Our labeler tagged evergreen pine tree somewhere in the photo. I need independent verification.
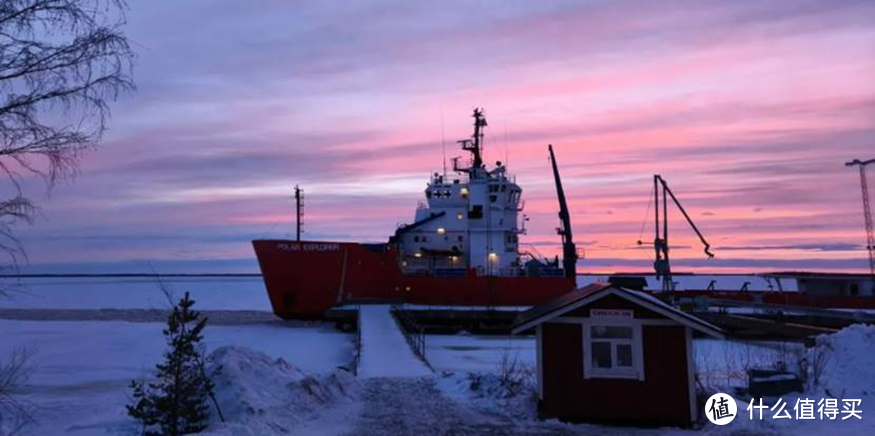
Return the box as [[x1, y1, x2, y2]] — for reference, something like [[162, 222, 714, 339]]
[[127, 292, 215, 435]]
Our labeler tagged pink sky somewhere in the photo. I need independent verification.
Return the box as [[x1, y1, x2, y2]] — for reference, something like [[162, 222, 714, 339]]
[[15, 0, 875, 273]]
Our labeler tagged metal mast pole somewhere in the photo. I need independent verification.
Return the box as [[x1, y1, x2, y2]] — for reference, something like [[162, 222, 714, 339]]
[[294, 185, 303, 242], [662, 178, 670, 291], [846, 158, 875, 275]]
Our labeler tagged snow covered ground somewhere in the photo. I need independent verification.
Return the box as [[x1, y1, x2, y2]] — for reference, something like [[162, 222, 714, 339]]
[[357, 305, 431, 378], [426, 334, 535, 374], [2, 315, 873, 435], [0, 319, 353, 435], [0, 276, 871, 436]]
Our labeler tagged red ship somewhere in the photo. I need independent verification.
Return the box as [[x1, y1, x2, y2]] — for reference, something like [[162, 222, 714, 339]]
[[253, 109, 578, 319]]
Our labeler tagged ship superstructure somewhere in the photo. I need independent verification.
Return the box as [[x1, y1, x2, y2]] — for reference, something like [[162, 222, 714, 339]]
[[393, 109, 550, 278], [253, 109, 577, 318]]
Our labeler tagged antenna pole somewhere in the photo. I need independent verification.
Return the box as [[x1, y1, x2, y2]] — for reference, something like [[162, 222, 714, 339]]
[[294, 185, 303, 242], [441, 110, 447, 179]]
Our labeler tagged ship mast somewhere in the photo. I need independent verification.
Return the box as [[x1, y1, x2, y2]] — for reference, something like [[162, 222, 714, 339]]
[[456, 108, 487, 175], [294, 185, 303, 241]]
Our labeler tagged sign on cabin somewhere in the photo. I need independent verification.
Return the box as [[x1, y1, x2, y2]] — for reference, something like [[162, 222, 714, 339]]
[[590, 309, 633, 318]]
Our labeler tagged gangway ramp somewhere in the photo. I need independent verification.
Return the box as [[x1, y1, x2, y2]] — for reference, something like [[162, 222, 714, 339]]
[[357, 304, 432, 378]]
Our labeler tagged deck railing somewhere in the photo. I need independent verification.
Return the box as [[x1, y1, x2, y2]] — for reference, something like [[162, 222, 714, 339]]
[[390, 305, 430, 368], [353, 304, 362, 375]]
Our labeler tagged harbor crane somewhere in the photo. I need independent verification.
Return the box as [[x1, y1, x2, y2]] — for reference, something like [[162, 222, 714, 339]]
[[637, 175, 714, 292], [845, 158, 875, 275]]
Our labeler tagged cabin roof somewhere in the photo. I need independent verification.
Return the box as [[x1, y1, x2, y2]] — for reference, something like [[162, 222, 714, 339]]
[[511, 282, 724, 338]]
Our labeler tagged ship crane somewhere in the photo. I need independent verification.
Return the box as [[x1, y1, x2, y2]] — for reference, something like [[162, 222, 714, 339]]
[[845, 158, 875, 275], [637, 175, 714, 292], [548, 144, 578, 279]]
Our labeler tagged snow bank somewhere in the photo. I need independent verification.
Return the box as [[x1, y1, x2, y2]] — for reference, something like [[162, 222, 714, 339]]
[[699, 325, 875, 436], [202, 346, 360, 435], [436, 372, 538, 420], [810, 323, 875, 397]]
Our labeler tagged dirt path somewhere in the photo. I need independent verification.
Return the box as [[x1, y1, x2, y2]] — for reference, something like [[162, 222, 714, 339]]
[[342, 377, 582, 436]]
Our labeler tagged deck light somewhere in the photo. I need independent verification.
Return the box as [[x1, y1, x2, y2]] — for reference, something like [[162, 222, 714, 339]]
[[437, 227, 445, 234]]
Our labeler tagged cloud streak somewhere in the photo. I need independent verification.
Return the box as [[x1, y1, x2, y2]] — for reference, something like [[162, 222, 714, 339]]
[[12, 0, 875, 274]]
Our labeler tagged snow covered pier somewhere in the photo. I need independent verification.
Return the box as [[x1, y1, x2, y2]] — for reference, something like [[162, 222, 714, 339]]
[[357, 304, 432, 378]]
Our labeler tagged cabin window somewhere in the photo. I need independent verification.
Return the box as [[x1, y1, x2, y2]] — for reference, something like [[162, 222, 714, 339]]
[[850, 283, 859, 296], [414, 236, 420, 243], [501, 184, 507, 192], [489, 194, 497, 203], [489, 184, 499, 193], [457, 235, 464, 242], [583, 322, 643, 380], [468, 205, 483, 219]]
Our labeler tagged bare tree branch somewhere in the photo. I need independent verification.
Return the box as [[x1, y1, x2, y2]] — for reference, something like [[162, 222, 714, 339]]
[[0, 346, 36, 435], [0, 0, 134, 286]]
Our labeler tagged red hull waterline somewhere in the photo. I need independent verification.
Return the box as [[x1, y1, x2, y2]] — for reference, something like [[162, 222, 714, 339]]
[[253, 239, 576, 319]]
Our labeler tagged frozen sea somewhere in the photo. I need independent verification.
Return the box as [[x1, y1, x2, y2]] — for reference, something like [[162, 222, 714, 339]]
[[0, 273, 795, 311], [0, 275, 271, 310]]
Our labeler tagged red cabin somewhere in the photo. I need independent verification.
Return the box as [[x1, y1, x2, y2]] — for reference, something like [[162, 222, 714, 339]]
[[512, 282, 724, 427]]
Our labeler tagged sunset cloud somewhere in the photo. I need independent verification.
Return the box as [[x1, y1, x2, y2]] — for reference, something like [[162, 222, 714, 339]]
[[15, 0, 875, 273]]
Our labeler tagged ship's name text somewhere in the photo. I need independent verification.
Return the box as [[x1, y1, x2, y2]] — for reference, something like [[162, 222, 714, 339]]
[[277, 243, 340, 252]]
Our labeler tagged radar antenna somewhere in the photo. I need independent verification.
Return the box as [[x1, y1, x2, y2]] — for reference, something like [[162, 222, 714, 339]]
[[457, 108, 487, 172]]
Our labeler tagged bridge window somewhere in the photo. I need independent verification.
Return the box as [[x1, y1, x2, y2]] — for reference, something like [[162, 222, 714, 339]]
[[468, 205, 483, 219]]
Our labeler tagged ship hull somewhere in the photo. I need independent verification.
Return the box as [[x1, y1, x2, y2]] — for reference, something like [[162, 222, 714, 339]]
[[253, 239, 576, 318]]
